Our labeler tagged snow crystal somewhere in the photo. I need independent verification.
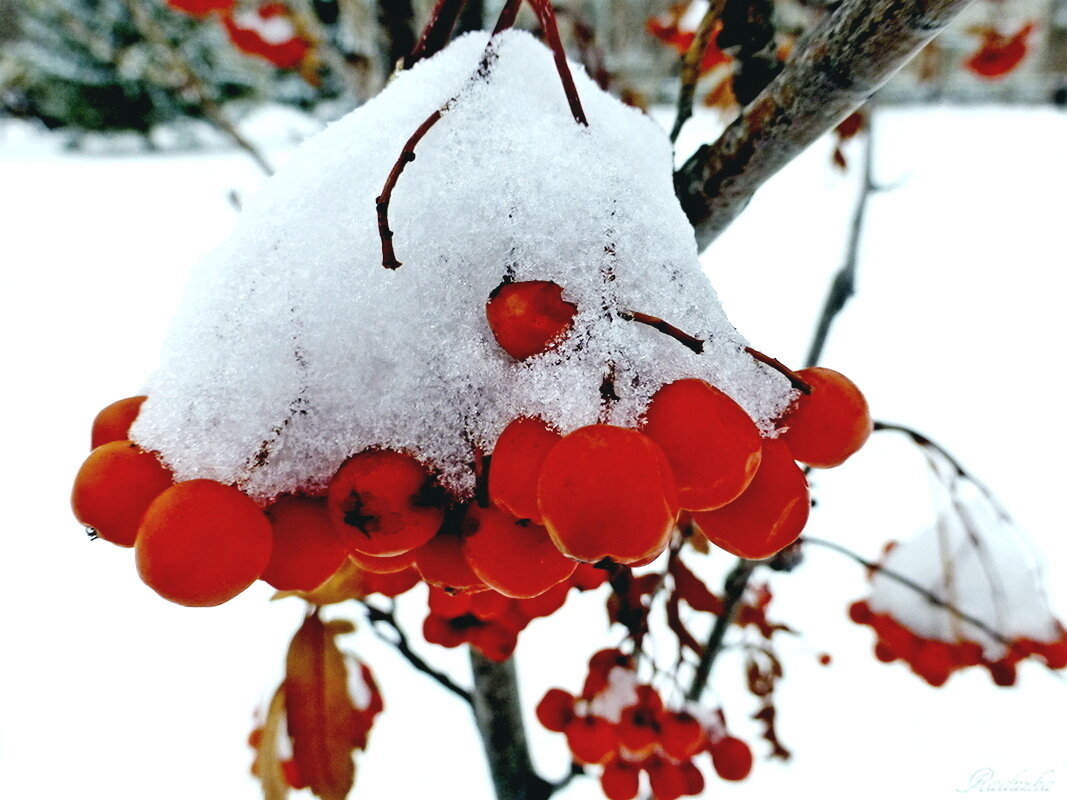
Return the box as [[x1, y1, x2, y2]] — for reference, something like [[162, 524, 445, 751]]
[[868, 480, 1061, 657], [131, 30, 796, 501]]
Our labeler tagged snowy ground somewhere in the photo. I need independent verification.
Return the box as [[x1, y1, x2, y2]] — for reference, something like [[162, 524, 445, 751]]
[[1, 102, 1066, 800]]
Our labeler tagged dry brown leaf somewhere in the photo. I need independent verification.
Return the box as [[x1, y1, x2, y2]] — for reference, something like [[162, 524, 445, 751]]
[[285, 612, 362, 800], [253, 686, 291, 800]]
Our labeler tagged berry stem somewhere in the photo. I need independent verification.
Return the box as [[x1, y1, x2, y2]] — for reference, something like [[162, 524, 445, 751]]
[[620, 310, 812, 394], [743, 346, 813, 394], [375, 109, 443, 269], [622, 310, 705, 354], [375, 0, 586, 268]]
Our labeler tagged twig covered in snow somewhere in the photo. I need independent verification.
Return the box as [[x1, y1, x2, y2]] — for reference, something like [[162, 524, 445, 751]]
[[800, 535, 1016, 648], [674, 0, 975, 249]]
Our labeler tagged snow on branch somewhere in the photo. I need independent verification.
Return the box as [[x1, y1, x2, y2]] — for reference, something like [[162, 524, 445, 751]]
[[674, 0, 975, 249]]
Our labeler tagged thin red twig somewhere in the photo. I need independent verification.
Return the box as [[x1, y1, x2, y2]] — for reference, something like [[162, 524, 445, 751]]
[[744, 347, 812, 394], [623, 310, 705, 354], [407, 0, 468, 68], [375, 109, 443, 270], [529, 0, 588, 125]]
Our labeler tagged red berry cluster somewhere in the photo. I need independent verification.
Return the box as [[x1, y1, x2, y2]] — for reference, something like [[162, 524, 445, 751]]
[[73, 281, 870, 608], [164, 0, 313, 71], [422, 564, 608, 661], [486, 280, 872, 564], [849, 599, 1067, 687], [536, 649, 753, 800]]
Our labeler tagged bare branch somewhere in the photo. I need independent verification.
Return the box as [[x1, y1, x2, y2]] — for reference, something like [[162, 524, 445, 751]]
[[674, 0, 975, 248], [670, 0, 729, 143], [686, 557, 757, 702], [805, 105, 876, 367], [358, 600, 473, 705]]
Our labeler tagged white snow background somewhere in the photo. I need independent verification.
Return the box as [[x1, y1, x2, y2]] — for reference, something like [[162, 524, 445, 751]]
[[1, 90, 1065, 800]]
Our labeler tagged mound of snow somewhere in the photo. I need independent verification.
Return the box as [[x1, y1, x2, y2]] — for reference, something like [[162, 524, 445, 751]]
[[132, 30, 795, 501]]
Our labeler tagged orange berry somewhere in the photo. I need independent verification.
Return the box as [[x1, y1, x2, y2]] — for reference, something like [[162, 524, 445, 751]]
[[136, 479, 272, 606], [90, 395, 148, 449], [71, 440, 174, 547], [779, 367, 872, 468], [691, 438, 809, 560], [642, 379, 762, 510], [489, 417, 562, 523], [327, 450, 444, 557], [537, 425, 679, 565], [485, 280, 577, 360], [414, 528, 485, 593], [261, 496, 348, 591], [462, 504, 577, 598]]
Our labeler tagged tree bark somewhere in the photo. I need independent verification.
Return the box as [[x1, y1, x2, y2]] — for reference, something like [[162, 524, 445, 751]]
[[674, 0, 975, 250], [469, 650, 553, 800]]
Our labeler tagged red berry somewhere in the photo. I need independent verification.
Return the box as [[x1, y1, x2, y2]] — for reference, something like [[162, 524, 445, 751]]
[[489, 417, 562, 523], [600, 757, 641, 800], [261, 496, 348, 591], [660, 711, 707, 760], [90, 395, 147, 449], [485, 280, 577, 360], [690, 438, 809, 560], [71, 440, 174, 547], [462, 505, 577, 598], [646, 757, 687, 800], [710, 736, 753, 781], [564, 715, 617, 765], [414, 529, 486, 593], [327, 450, 444, 557], [135, 479, 272, 606], [359, 565, 420, 597], [515, 580, 571, 621], [467, 622, 519, 661], [642, 379, 762, 510], [536, 688, 576, 732], [347, 548, 416, 574], [778, 367, 872, 468], [537, 425, 679, 565]]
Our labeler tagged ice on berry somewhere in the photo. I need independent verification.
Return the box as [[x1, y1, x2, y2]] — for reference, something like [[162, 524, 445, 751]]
[[131, 30, 796, 501]]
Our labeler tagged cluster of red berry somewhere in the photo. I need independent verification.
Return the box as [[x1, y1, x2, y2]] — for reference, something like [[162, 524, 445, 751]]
[[486, 279, 871, 566], [849, 598, 1067, 687], [165, 0, 312, 70], [536, 649, 753, 800], [71, 276, 870, 610], [422, 564, 607, 661]]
